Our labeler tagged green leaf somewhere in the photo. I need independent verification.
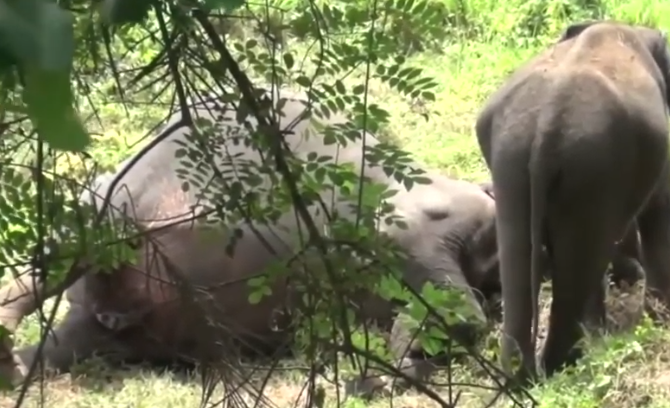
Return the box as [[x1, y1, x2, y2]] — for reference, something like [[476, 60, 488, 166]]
[[422, 91, 436, 101], [0, 0, 89, 151], [295, 75, 311, 88], [23, 68, 89, 152], [413, 176, 433, 185], [248, 290, 263, 305], [334, 80, 346, 94], [0, 0, 75, 70], [203, 0, 246, 11], [283, 53, 294, 70]]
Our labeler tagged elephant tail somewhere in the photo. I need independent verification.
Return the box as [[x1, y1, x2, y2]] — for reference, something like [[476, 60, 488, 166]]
[[528, 134, 551, 365]]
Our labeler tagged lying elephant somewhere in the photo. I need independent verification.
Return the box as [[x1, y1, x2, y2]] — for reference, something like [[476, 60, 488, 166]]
[[475, 20, 670, 381], [0, 89, 500, 396]]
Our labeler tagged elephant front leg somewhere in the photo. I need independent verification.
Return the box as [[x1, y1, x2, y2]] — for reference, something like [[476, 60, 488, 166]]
[[345, 312, 446, 399], [12, 305, 134, 384], [345, 258, 488, 399], [583, 222, 643, 330]]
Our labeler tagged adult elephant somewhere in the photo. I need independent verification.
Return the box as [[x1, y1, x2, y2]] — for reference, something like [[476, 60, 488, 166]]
[[0, 89, 500, 396], [475, 20, 670, 382]]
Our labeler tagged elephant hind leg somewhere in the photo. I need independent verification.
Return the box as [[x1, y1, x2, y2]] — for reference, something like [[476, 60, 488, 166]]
[[14, 305, 134, 379], [541, 214, 617, 377]]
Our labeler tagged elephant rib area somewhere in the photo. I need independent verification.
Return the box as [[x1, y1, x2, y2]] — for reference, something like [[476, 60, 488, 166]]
[[88, 224, 295, 357], [88, 229, 217, 352]]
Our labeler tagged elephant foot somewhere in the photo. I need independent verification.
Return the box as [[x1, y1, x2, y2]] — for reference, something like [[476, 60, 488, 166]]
[[0, 350, 29, 390], [344, 375, 391, 400], [344, 356, 438, 400], [503, 371, 537, 395], [500, 359, 538, 391]]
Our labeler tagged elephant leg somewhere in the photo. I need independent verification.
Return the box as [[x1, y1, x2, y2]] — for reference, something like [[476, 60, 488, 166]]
[[541, 213, 615, 377], [492, 173, 536, 381], [585, 222, 644, 330], [387, 282, 487, 386], [345, 260, 488, 399], [14, 305, 134, 380], [583, 274, 607, 330]]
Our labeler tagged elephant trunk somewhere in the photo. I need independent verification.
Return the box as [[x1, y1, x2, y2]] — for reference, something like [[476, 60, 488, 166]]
[[0, 268, 86, 382], [0, 264, 88, 332]]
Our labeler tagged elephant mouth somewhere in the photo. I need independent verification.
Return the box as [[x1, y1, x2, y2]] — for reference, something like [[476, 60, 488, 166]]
[[94, 308, 149, 331]]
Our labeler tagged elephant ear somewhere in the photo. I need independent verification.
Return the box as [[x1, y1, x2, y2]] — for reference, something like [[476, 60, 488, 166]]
[[657, 31, 670, 105], [658, 38, 670, 107], [558, 21, 599, 42], [638, 27, 670, 106]]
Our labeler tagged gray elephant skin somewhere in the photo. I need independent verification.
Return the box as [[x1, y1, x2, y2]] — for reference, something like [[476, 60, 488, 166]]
[[475, 20, 670, 382], [0, 90, 500, 394], [479, 180, 645, 288]]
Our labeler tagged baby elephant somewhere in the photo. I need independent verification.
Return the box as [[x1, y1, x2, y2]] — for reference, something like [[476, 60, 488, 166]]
[[346, 175, 501, 398]]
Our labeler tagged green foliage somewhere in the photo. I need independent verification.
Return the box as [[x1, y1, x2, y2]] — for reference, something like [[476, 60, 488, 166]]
[[529, 316, 664, 407], [0, 166, 137, 287], [202, 0, 246, 11], [0, 0, 88, 152]]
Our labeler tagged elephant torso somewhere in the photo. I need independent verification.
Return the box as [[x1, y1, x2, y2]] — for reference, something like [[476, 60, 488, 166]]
[[65, 90, 499, 360]]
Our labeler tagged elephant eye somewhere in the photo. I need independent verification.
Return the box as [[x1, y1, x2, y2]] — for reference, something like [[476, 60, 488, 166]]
[[124, 236, 141, 250], [424, 208, 450, 221]]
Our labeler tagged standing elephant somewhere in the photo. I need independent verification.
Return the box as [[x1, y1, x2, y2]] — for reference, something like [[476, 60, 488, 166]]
[[475, 21, 670, 381], [0, 89, 500, 396]]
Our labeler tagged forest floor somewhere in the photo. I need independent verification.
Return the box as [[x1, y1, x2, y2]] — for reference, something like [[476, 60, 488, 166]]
[[4, 39, 670, 408]]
